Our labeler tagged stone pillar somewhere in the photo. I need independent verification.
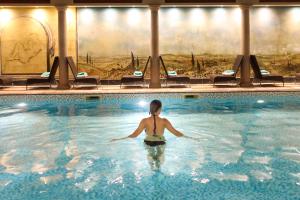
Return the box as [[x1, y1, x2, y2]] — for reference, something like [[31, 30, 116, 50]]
[[57, 6, 70, 89], [240, 4, 252, 87], [149, 5, 161, 88]]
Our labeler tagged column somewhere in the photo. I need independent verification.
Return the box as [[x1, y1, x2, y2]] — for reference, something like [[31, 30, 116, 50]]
[[57, 6, 70, 89], [240, 4, 252, 87], [149, 5, 161, 88]]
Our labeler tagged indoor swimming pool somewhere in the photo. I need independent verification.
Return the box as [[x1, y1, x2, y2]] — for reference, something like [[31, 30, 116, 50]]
[[0, 93, 299, 200]]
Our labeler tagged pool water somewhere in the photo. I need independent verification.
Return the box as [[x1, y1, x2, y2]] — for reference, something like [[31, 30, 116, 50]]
[[0, 94, 300, 200]]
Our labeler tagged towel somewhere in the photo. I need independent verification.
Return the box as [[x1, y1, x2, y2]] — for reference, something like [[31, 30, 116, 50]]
[[77, 72, 88, 78], [260, 69, 270, 75], [167, 71, 177, 76], [133, 71, 143, 77], [41, 72, 50, 78], [222, 70, 235, 76]]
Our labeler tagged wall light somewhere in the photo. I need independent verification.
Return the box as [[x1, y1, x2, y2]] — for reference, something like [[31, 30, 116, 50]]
[[291, 7, 300, 23], [104, 8, 117, 23], [213, 8, 226, 24], [127, 8, 141, 26], [233, 8, 241, 24], [189, 8, 205, 26], [80, 9, 94, 25], [0, 9, 13, 26], [32, 9, 46, 22], [258, 7, 272, 24], [66, 9, 75, 24], [167, 8, 181, 27]]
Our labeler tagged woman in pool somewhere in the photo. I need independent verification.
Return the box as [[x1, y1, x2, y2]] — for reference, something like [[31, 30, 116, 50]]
[[112, 99, 185, 146]]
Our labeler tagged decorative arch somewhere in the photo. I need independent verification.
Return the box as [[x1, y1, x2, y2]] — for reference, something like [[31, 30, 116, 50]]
[[0, 16, 54, 74]]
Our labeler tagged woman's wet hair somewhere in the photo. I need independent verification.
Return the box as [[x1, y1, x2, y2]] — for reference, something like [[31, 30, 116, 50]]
[[150, 100, 162, 116], [149, 100, 162, 136]]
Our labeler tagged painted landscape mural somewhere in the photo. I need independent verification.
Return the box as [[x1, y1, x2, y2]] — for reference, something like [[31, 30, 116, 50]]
[[159, 7, 241, 78], [251, 7, 300, 76], [77, 8, 151, 80], [77, 7, 300, 80]]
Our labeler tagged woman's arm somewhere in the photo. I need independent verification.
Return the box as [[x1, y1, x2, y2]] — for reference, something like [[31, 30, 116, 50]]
[[164, 119, 199, 140], [111, 119, 145, 142], [164, 119, 184, 137], [128, 119, 146, 138]]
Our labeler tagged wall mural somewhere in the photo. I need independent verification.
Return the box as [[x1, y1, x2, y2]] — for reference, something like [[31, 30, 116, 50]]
[[1, 17, 48, 74], [77, 7, 300, 80], [251, 7, 300, 76], [0, 7, 299, 77], [77, 8, 151, 80], [159, 7, 241, 78], [0, 8, 77, 75], [77, 7, 242, 79]]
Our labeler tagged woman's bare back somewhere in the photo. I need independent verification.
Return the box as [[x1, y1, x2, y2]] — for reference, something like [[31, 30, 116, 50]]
[[143, 116, 166, 136], [140, 116, 183, 137]]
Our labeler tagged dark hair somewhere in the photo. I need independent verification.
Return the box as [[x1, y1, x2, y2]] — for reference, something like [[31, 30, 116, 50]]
[[149, 100, 162, 136]]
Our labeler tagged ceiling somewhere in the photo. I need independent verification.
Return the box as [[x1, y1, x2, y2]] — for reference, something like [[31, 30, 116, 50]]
[[0, 0, 299, 6]]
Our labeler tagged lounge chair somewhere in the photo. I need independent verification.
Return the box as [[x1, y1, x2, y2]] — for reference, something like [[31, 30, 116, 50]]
[[250, 55, 284, 86], [296, 73, 300, 83], [120, 56, 151, 88], [26, 56, 59, 90], [159, 56, 191, 86], [210, 55, 244, 85], [66, 56, 100, 88], [0, 78, 5, 89]]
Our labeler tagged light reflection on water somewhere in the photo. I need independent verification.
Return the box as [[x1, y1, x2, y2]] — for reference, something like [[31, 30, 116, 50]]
[[0, 95, 300, 199]]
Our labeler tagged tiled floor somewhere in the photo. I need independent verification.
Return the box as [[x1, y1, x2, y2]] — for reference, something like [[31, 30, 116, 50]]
[[0, 84, 300, 95]]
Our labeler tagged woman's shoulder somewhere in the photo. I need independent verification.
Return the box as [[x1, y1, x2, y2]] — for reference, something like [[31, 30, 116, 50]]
[[159, 117, 169, 123], [142, 116, 168, 123], [141, 117, 151, 123]]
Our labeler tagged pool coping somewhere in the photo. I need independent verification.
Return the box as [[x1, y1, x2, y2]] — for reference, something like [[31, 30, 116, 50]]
[[0, 84, 300, 96], [1, 88, 300, 96]]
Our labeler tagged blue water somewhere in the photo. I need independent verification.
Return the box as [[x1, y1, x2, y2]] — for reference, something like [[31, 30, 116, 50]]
[[0, 94, 300, 200]]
